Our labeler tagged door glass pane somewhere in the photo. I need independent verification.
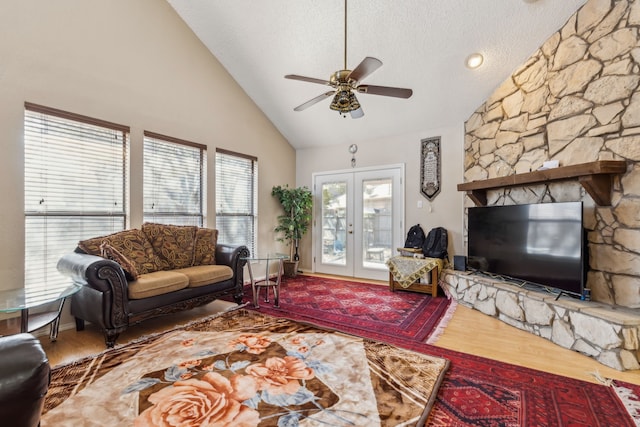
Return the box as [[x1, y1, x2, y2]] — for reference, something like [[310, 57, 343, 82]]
[[362, 178, 392, 269], [321, 181, 347, 265]]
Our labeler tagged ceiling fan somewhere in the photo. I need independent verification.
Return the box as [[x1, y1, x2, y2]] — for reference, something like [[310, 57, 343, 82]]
[[284, 0, 413, 119]]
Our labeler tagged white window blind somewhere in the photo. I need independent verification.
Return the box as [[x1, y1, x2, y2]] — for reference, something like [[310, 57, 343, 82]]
[[143, 132, 205, 226], [215, 149, 257, 256], [24, 103, 129, 291]]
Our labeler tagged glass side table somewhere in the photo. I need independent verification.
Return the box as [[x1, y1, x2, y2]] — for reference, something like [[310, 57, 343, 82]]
[[241, 254, 289, 308], [0, 283, 82, 341]]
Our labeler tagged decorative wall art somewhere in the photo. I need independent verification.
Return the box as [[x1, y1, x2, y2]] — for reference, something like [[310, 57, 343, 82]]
[[420, 137, 441, 200]]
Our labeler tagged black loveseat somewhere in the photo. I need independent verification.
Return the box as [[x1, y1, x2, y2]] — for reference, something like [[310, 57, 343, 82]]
[[57, 224, 249, 347]]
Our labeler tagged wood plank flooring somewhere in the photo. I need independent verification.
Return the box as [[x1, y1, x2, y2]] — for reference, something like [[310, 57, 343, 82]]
[[437, 302, 640, 385], [33, 277, 640, 386]]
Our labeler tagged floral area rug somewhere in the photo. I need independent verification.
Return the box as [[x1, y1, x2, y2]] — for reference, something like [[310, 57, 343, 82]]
[[43, 309, 449, 426], [237, 275, 455, 344]]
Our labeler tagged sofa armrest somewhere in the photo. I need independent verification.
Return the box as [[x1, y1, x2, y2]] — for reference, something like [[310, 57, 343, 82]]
[[57, 253, 124, 291], [0, 333, 50, 427], [57, 252, 129, 330], [216, 244, 250, 289]]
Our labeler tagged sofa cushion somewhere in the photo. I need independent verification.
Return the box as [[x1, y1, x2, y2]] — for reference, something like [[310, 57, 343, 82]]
[[174, 265, 233, 288], [128, 271, 190, 299], [141, 223, 197, 270], [192, 228, 218, 266], [100, 242, 139, 280], [78, 229, 167, 274]]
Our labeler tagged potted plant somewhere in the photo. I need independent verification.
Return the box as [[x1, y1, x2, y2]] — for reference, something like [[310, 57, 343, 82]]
[[272, 185, 313, 278]]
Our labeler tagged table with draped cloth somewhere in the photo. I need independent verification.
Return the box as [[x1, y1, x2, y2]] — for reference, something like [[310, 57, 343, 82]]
[[385, 256, 444, 297]]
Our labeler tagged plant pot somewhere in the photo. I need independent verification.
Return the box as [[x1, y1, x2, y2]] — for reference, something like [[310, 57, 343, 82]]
[[283, 260, 299, 278]]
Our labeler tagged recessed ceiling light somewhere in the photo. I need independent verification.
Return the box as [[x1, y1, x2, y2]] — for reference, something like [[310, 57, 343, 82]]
[[465, 53, 484, 69]]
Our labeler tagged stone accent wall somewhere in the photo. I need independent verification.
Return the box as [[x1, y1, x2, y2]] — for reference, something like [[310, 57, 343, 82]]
[[442, 270, 640, 371], [464, 0, 640, 308]]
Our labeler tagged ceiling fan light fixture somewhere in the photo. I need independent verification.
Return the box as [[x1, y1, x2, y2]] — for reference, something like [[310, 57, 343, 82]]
[[285, 0, 412, 118], [465, 53, 484, 69], [330, 90, 360, 115]]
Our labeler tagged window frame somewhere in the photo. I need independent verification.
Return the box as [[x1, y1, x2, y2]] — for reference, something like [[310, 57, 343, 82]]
[[24, 102, 129, 290], [215, 148, 257, 256], [143, 131, 206, 226]]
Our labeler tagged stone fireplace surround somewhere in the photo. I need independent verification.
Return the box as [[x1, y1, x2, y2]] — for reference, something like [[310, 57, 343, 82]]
[[441, 269, 640, 371], [458, 0, 640, 371]]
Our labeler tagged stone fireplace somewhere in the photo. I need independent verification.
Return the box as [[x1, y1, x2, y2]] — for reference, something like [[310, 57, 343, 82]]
[[455, 0, 640, 371]]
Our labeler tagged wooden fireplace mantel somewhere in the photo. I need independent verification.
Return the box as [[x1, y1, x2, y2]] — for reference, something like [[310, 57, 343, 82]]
[[457, 160, 627, 206]]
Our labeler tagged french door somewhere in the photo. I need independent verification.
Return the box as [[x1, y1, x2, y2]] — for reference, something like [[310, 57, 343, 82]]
[[313, 165, 404, 281]]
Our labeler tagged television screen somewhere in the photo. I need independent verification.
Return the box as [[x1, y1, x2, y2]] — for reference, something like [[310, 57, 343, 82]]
[[467, 202, 585, 296]]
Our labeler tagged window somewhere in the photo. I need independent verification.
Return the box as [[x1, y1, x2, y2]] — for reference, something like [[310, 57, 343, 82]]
[[24, 103, 129, 290], [143, 131, 205, 226], [215, 149, 257, 255]]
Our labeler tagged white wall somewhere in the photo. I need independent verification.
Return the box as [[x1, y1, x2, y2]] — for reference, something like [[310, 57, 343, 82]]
[[0, 1, 468, 334], [0, 1, 296, 293], [296, 124, 466, 272]]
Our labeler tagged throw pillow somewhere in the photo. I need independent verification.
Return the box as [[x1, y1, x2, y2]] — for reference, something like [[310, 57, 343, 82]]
[[100, 242, 139, 280], [78, 229, 167, 274], [141, 223, 197, 270], [192, 228, 218, 266], [77, 235, 107, 256]]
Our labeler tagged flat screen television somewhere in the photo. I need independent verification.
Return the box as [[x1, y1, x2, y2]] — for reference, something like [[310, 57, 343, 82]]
[[467, 201, 586, 296]]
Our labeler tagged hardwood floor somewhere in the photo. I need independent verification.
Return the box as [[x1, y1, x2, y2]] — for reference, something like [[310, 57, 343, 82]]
[[34, 278, 640, 386], [437, 303, 640, 385]]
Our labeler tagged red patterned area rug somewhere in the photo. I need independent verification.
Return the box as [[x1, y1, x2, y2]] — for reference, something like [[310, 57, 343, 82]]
[[238, 275, 455, 345], [424, 344, 638, 426], [238, 275, 638, 426]]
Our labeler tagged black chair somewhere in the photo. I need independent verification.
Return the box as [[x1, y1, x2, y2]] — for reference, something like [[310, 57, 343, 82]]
[[0, 333, 50, 427]]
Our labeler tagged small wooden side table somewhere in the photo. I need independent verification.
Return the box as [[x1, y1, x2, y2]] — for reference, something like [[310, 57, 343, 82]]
[[386, 256, 443, 297]]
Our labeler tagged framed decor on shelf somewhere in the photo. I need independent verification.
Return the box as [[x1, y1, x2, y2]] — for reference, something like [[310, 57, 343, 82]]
[[420, 136, 441, 201]]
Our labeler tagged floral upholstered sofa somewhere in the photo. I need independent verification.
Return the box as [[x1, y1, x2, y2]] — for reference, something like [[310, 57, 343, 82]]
[[57, 223, 249, 347]]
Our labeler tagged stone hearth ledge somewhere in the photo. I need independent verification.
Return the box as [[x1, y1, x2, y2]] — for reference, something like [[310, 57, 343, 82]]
[[441, 269, 640, 371]]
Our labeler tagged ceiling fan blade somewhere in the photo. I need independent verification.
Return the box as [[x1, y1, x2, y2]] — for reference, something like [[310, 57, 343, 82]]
[[350, 107, 364, 119], [285, 74, 331, 86], [356, 84, 413, 99], [293, 91, 335, 112], [348, 57, 383, 83]]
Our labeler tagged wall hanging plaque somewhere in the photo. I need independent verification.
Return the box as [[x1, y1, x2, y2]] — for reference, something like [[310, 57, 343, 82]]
[[420, 136, 441, 200]]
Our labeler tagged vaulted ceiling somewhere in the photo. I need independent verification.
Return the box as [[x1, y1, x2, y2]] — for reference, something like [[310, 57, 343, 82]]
[[167, 0, 587, 149]]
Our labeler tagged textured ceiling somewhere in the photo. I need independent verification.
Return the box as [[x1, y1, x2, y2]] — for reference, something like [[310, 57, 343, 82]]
[[167, 0, 587, 149]]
